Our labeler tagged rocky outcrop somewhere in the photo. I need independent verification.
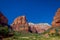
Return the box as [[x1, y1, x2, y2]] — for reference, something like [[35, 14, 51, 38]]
[[11, 16, 29, 32], [0, 12, 8, 25], [52, 8, 60, 27], [29, 23, 51, 33]]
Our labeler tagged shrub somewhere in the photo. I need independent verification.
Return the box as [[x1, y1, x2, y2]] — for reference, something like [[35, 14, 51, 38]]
[[0, 24, 9, 36]]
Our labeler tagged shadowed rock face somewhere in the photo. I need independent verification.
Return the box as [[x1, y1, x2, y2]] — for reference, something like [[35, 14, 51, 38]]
[[0, 12, 13, 38], [11, 16, 29, 32], [0, 12, 8, 25], [52, 8, 60, 27]]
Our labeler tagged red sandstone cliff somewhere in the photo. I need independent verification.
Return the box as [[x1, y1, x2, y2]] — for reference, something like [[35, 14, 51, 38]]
[[11, 16, 29, 32], [52, 8, 60, 27]]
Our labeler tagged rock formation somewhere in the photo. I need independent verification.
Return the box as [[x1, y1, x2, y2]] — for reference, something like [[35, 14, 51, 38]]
[[52, 8, 60, 27], [29, 23, 51, 33], [11, 16, 29, 32], [0, 12, 8, 25]]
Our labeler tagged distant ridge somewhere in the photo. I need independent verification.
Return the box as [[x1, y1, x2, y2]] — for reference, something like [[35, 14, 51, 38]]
[[29, 22, 51, 27]]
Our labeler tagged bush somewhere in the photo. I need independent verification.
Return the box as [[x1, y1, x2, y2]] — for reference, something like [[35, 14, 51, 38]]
[[0, 24, 9, 36]]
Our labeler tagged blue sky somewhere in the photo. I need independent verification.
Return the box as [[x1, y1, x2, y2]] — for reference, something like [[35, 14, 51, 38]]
[[0, 0, 60, 25]]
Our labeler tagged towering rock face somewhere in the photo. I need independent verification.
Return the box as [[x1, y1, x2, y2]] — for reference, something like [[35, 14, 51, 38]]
[[11, 16, 29, 32], [29, 23, 51, 33], [52, 8, 60, 27], [0, 12, 8, 25]]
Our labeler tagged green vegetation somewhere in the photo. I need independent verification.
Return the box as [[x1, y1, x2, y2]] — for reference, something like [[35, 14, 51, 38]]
[[3, 32, 60, 40], [1, 25, 60, 40], [0, 24, 9, 36]]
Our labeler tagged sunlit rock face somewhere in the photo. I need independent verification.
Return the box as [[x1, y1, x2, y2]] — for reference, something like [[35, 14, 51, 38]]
[[29, 23, 51, 33], [11, 16, 29, 32], [0, 12, 8, 25], [52, 8, 60, 27]]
